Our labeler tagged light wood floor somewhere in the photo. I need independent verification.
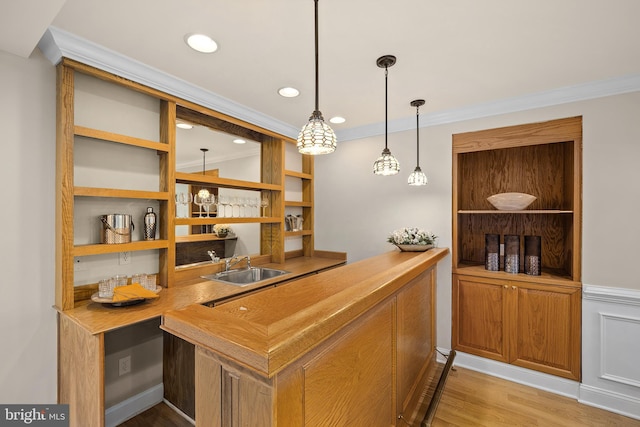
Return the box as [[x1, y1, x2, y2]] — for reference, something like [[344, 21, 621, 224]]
[[431, 367, 640, 427], [119, 367, 640, 426]]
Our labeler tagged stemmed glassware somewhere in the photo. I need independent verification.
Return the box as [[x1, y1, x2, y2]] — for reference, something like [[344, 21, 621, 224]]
[[194, 193, 206, 218], [175, 192, 193, 218], [260, 197, 269, 217]]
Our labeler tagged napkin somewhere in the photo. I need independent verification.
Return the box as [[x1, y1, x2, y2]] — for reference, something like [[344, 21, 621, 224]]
[[112, 283, 159, 302]]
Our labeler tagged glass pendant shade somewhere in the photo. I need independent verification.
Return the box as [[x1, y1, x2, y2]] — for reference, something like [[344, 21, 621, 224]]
[[197, 188, 210, 198], [373, 147, 400, 175], [298, 0, 336, 155], [373, 55, 399, 175], [297, 110, 337, 155], [408, 98, 427, 185], [408, 166, 428, 185]]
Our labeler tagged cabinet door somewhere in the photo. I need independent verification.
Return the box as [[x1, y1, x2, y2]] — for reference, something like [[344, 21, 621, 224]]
[[452, 274, 509, 363], [509, 283, 581, 380]]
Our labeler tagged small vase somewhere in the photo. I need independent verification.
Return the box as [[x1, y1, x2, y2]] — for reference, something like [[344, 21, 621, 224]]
[[395, 244, 433, 252], [216, 232, 228, 238]]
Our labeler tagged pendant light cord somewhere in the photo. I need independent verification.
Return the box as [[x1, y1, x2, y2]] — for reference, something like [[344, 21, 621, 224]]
[[314, 0, 319, 112], [415, 104, 420, 167], [384, 66, 388, 149]]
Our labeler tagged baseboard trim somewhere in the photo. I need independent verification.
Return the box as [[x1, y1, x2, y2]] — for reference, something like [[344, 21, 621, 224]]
[[105, 383, 164, 427], [450, 351, 580, 398], [163, 398, 196, 425], [579, 384, 640, 421]]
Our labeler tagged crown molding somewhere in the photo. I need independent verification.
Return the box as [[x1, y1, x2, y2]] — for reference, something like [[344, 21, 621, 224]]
[[38, 26, 640, 143], [37, 26, 300, 139], [336, 74, 640, 142]]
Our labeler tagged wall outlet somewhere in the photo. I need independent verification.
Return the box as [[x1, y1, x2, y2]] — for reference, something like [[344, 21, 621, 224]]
[[118, 355, 131, 376], [119, 251, 131, 265], [73, 257, 87, 272]]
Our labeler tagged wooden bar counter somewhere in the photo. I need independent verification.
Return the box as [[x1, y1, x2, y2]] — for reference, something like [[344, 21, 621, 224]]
[[162, 248, 448, 426]]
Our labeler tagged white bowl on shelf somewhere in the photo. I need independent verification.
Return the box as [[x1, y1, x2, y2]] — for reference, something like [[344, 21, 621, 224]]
[[487, 192, 536, 211]]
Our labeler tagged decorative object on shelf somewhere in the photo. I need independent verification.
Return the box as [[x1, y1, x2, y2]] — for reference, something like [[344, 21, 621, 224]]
[[373, 55, 400, 175], [143, 207, 157, 240], [504, 234, 520, 274], [197, 148, 211, 199], [487, 192, 536, 211], [524, 235, 542, 275], [388, 227, 437, 252], [485, 233, 500, 271], [214, 224, 232, 238], [286, 214, 304, 232], [408, 99, 428, 186], [100, 214, 134, 244], [297, 0, 337, 155]]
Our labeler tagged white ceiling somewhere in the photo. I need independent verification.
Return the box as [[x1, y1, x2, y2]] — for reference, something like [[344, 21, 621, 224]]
[[4, 0, 640, 139]]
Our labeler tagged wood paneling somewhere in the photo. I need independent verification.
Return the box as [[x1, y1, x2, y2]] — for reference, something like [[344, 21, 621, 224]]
[[163, 333, 195, 419]]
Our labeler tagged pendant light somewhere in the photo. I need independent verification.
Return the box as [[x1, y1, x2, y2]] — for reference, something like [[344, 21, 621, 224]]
[[297, 0, 336, 155], [408, 99, 428, 186], [197, 148, 210, 198], [373, 55, 400, 175]]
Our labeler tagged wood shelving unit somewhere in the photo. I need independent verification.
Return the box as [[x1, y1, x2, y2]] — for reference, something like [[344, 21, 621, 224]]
[[451, 116, 583, 381]]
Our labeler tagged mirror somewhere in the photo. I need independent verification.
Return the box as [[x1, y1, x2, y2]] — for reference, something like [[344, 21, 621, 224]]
[[174, 107, 268, 267]]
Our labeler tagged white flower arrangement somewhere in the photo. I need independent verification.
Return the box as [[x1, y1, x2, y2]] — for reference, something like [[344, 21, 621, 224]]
[[213, 224, 232, 235], [387, 227, 437, 246]]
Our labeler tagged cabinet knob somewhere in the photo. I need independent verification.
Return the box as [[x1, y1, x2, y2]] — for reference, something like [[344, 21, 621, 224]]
[[503, 285, 508, 289], [512, 286, 516, 290]]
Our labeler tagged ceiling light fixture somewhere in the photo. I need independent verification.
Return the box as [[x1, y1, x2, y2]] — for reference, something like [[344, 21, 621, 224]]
[[408, 99, 428, 186], [329, 116, 345, 124], [176, 122, 193, 129], [185, 33, 218, 53], [296, 0, 336, 155], [233, 138, 246, 144], [197, 148, 210, 198], [278, 87, 300, 98], [373, 55, 400, 176]]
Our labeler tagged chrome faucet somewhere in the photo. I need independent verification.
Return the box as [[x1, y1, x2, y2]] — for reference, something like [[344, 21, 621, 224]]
[[207, 250, 220, 263], [224, 254, 251, 271]]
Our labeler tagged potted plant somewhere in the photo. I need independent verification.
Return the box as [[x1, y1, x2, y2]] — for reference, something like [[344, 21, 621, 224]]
[[387, 227, 437, 252], [213, 224, 232, 238]]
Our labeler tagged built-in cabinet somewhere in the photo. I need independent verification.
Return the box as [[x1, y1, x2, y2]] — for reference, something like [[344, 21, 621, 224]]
[[451, 116, 582, 381]]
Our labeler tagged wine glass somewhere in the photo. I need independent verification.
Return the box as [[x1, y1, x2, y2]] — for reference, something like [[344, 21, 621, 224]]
[[217, 194, 227, 218], [174, 192, 192, 218], [260, 197, 269, 217], [193, 193, 205, 218]]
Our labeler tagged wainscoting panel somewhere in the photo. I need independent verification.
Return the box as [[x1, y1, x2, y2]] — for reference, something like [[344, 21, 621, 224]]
[[580, 284, 640, 421]]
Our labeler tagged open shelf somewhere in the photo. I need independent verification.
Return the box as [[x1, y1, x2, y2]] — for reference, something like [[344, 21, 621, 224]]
[[73, 240, 169, 256], [176, 172, 280, 192], [75, 125, 169, 152], [74, 186, 170, 200], [175, 216, 281, 226]]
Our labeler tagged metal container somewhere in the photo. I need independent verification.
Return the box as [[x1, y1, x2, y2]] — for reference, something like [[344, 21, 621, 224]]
[[100, 214, 134, 244]]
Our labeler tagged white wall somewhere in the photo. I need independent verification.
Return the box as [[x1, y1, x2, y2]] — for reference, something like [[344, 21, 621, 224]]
[[0, 50, 57, 403]]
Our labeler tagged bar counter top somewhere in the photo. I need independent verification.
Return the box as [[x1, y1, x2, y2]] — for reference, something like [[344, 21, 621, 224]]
[[59, 254, 347, 335], [162, 247, 449, 377]]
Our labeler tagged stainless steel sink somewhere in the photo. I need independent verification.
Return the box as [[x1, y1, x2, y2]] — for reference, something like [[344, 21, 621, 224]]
[[202, 267, 290, 286]]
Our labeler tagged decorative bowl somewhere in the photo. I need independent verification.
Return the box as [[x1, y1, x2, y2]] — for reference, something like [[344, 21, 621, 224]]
[[395, 244, 434, 252], [487, 192, 536, 211]]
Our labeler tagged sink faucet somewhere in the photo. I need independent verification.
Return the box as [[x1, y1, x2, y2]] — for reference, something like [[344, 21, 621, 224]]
[[224, 254, 251, 271]]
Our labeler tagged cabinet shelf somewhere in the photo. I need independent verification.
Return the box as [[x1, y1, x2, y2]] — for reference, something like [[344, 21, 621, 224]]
[[285, 201, 312, 208], [75, 125, 169, 152], [453, 264, 579, 287], [458, 210, 573, 214], [175, 234, 237, 243], [176, 172, 280, 192], [175, 217, 281, 226], [73, 240, 169, 256], [74, 186, 170, 200], [285, 230, 313, 237], [284, 169, 313, 180]]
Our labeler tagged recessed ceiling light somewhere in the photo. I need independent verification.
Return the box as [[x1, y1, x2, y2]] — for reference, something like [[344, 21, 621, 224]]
[[233, 138, 246, 144], [278, 87, 300, 98], [185, 33, 218, 53], [176, 123, 193, 129], [329, 116, 346, 124]]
